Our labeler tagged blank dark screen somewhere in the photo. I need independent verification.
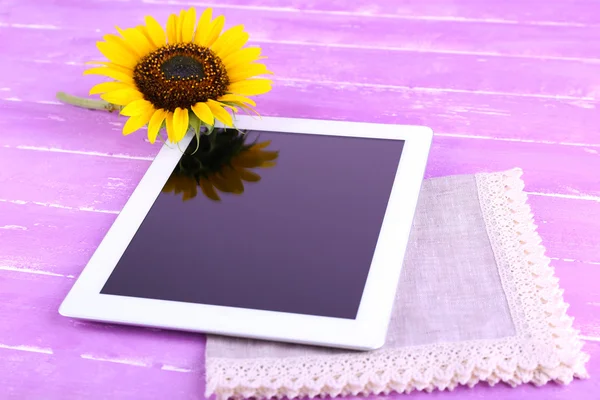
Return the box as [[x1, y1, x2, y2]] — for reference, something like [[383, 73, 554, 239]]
[[101, 130, 404, 319]]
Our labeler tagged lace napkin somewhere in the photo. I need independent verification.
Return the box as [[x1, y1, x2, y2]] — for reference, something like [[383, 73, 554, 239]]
[[205, 169, 589, 399]]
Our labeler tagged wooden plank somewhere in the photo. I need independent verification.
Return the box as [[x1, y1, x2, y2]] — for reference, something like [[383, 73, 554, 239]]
[[2, 85, 599, 146], [6, 0, 600, 27], [0, 269, 203, 373], [3, 3, 600, 60], [1, 257, 598, 337], [2, 134, 599, 208], [1, 320, 597, 400], [0, 102, 157, 159], [0, 147, 147, 211], [1, 190, 599, 279], [1, 348, 202, 399], [556, 260, 600, 338], [112, 0, 600, 26], [5, 45, 600, 99], [0, 260, 597, 399], [533, 196, 600, 267]]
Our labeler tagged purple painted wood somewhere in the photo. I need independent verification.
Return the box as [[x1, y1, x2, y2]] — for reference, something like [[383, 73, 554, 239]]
[[1, 0, 599, 399]]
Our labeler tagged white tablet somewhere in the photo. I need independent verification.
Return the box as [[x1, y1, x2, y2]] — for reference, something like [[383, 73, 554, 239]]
[[59, 116, 432, 350]]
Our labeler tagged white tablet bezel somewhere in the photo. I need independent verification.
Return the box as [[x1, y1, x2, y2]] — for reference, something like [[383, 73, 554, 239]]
[[59, 116, 433, 351]]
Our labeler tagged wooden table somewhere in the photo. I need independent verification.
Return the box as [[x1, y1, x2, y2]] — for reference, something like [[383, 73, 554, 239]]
[[1, 0, 598, 398]]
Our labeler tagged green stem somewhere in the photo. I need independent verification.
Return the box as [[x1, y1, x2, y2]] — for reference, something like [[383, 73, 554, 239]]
[[56, 92, 117, 112]]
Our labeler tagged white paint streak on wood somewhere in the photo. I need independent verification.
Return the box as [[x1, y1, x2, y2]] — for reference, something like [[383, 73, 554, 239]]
[[274, 77, 598, 101], [579, 335, 600, 342], [526, 191, 600, 202], [161, 365, 193, 373], [0, 198, 120, 214], [2, 96, 62, 105], [79, 354, 193, 372], [0, 265, 75, 278], [550, 257, 600, 266], [0, 225, 26, 230], [80, 354, 151, 367], [0, 343, 54, 354], [2, 144, 154, 161], [37, 100, 63, 105], [0, 22, 59, 29], [138, 0, 595, 28]]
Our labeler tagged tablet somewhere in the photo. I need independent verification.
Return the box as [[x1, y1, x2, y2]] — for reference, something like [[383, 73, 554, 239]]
[[59, 116, 432, 350]]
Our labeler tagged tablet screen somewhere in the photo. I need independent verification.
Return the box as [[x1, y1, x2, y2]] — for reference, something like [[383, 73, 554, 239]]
[[101, 129, 404, 319]]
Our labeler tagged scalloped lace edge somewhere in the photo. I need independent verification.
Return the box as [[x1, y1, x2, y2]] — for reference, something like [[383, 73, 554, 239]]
[[205, 168, 589, 400]]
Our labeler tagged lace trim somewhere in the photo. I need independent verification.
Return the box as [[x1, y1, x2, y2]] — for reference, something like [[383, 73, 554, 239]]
[[206, 169, 589, 400]]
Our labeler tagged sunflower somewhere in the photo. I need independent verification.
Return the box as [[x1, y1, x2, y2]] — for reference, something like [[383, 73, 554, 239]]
[[162, 128, 278, 201], [85, 7, 272, 144]]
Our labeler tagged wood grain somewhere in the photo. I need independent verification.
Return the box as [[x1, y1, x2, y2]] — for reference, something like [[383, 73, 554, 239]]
[[0, 0, 598, 398]]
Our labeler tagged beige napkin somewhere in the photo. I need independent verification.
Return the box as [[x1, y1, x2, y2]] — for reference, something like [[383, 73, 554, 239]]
[[205, 169, 589, 399]]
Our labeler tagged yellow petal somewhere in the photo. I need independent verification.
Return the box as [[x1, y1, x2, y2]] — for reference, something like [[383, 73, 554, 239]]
[[100, 88, 143, 106], [237, 103, 261, 117], [147, 108, 168, 144], [165, 112, 176, 142], [102, 34, 139, 60], [117, 27, 154, 56], [144, 15, 166, 47], [228, 63, 272, 83], [85, 61, 132, 74], [167, 13, 178, 43], [172, 107, 189, 142], [96, 41, 137, 69], [222, 47, 263, 70], [206, 100, 233, 126], [228, 79, 272, 96], [120, 99, 153, 117], [122, 107, 155, 135], [137, 25, 153, 46], [218, 94, 256, 107], [191, 102, 214, 126], [199, 177, 220, 201], [193, 8, 213, 46], [89, 81, 132, 95], [84, 67, 134, 83], [181, 7, 197, 43], [216, 32, 249, 60], [210, 25, 244, 57], [204, 15, 225, 47], [179, 10, 187, 42]]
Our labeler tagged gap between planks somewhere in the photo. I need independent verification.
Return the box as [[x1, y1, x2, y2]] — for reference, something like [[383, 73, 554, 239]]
[[2, 24, 600, 63]]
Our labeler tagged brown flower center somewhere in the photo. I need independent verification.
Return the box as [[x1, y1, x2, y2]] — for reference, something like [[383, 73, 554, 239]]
[[133, 43, 229, 112]]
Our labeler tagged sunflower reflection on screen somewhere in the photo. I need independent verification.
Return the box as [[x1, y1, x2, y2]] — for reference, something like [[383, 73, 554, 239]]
[[162, 129, 278, 201]]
